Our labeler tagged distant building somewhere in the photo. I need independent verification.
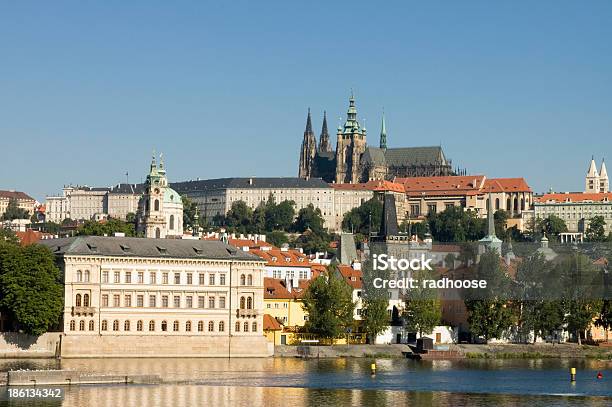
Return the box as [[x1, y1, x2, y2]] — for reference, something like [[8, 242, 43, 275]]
[[585, 156, 609, 193], [41, 235, 270, 357], [0, 190, 36, 219], [534, 192, 612, 234]]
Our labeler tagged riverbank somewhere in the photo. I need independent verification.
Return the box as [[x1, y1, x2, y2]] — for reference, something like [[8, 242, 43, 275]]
[[274, 344, 412, 358]]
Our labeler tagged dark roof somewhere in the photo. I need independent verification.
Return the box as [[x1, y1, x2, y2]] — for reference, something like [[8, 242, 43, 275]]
[[0, 190, 36, 201], [41, 236, 264, 261], [384, 146, 448, 167], [109, 183, 145, 194], [172, 177, 331, 193], [361, 147, 386, 166]]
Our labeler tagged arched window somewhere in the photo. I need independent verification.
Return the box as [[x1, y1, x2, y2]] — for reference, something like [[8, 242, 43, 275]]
[[218, 321, 225, 332], [235, 321, 240, 332], [83, 294, 89, 307], [514, 197, 519, 211], [252, 322, 257, 332], [246, 297, 253, 310], [113, 320, 119, 331], [244, 322, 249, 332], [76, 270, 82, 282], [240, 296, 246, 309], [495, 198, 500, 210], [124, 320, 131, 331], [154, 199, 160, 211], [173, 321, 179, 332], [149, 320, 155, 331], [75, 294, 82, 307], [161, 320, 168, 331], [101, 320, 108, 331], [155, 228, 161, 238], [521, 198, 525, 210], [247, 274, 253, 285], [84, 270, 90, 282], [79, 320, 85, 331], [69, 320, 76, 331], [185, 321, 192, 332], [137, 320, 143, 331], [198, 321, 204, 332], [208, 321, 214, 332], [169, 215, 175, 230], [240, 274, 246, 285], [89, 320, 94, 331], [507, 198, 511, 210]]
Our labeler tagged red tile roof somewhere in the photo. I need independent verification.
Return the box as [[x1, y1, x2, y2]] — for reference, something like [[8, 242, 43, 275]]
[[536, 192, 612, 203], [251, 248, 311, 267], [336, 265, 363, 289], [330, 180, 405, 193], [264, 277, 311, 299], [263, 314, 283, 331], [395, 175, 486, 196], [483, 178, 532, 193], [15, 229, 51, 246], [0, 190, 35, 201]]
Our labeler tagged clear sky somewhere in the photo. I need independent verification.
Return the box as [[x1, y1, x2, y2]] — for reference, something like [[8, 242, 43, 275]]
[[1, 1, 611, 201]]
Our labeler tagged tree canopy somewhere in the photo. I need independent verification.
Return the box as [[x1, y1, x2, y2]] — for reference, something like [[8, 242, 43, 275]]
[[427, 206, 486, 242], [77, 218, 136, 237], [341, 198, 383, 235], [1, 198, 30, 221]]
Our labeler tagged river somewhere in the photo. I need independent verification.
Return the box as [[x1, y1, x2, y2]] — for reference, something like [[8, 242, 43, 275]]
[[1, 357, 610, 406]]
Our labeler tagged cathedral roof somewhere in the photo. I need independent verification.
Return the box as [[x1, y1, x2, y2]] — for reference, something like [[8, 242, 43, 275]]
[[172, 177, 331, 192], [361, 147, 386, 166], [383, 146, 448, 167]]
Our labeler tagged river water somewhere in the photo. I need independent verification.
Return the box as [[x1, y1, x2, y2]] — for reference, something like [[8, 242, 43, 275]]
[[1, 357, 610, 406]]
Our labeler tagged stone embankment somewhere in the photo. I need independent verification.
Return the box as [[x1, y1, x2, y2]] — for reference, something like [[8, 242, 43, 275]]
[[275, 344, 412, 358]]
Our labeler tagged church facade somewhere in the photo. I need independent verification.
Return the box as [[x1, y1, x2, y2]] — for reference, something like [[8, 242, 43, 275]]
[[298, 94, 456, 184]]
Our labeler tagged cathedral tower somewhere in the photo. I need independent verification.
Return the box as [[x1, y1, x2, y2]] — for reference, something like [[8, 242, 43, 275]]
[[335, 93, 367, 184], [599, 159, 609, 193], [298, 109, 317, 178], [379, 112, 387, 150], [585, 156, 600, 193], [318, 111, 332, 152]]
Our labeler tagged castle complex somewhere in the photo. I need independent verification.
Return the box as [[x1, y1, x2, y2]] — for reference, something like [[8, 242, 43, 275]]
[[298, 94, 456, 184]]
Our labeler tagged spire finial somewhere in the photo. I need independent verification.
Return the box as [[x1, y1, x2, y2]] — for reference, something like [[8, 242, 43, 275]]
[[379, 110, 387, 149], [305, 108, 313, 134]]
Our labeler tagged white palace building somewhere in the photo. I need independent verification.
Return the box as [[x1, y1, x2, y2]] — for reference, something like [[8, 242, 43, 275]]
[[42, 235, 271, 357]]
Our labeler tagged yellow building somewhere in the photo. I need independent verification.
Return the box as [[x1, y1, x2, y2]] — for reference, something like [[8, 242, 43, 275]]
[[263, 277, 311, 345]]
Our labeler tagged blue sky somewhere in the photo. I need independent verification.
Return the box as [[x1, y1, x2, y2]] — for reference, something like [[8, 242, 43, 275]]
[[1, 1, 611, 201]]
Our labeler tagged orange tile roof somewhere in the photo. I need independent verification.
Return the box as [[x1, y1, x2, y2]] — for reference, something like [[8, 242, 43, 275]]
[[15, 229, 50, 246], [264, 277, 311, 299], [263, 314, 283, 331], [336, 265, 363, 289], [396, 175, 486, 196], [330, 180, 405, 193], [536, 192, 612, 203], [251, 248, 311, 267], [483, 178, 532, 193]]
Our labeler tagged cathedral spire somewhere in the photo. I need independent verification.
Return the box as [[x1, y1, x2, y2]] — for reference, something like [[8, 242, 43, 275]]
[[587, 156, 599, 177], [150, 150, 157, 173], [305, 108, 313, 135], [379, 111, 387, 149], [319, 110, 332, 152]]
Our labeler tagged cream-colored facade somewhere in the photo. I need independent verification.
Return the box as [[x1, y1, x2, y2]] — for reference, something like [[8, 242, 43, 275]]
[[0, 190, 36, 219], [43, 236, 270, 357], [534, 192, 612, 234]]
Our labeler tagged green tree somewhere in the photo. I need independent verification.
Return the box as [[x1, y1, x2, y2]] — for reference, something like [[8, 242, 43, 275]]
[[1, 198, 30, 221], [294, 230, 331, 254], [77, 218, 136, 237], [0, 228, 19, 245], [265, 200, 295, 231], [359, 257, 389, 343], [181, 196, 199, 231], [301, 268, 355, 341], [252, 203, 267, 233], [585, 216, 607, 242], [341, 198, 383, 235], [494, 210, 509, 240], [595, 299, 612, 342], [427, 206, 486, 242], [0, 242, 63, 335], [266, 230, 288, 247], [292, 204, 325, 234], [399, 219, 428, 239], [404, 268, 442, 337], [535, 215, 568, 241], [225, 200, 253, 233]]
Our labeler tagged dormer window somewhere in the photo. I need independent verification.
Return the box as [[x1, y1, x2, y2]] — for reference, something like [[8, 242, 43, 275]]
[[271, 256, 277, 261], [86, 243, 97, 252], [193, 247, 203, 255], [156, 246, 167, 255], [120, 244, 130, 253], [285, 257, 291, 262], [298, 258, 304, 262]]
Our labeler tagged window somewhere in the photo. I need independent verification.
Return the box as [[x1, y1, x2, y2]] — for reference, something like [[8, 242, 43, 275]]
[[149, 320, 155, 331], [199, 273, 205, 285], [244, 322, 249, 332], [69, 320, 76, 331], [174, 296, 180, 308], [102, 271, 109, 283], [89, 320, 94, 331], [124, 295, 132, 307], [219, 297, 226, 309], [299, 270, 308, 280], [113, 320, 119, 331], [267, 304, 271, 308], [79, 320, 85, 331], [113, 295, 120, 307], [240, 296, 246, 309], [173, 321, 179, 332], [246, 297, 253, 309], [218, 321, 225, 332], [208, 321, 214, 332], [283, 303, 288, 308], [138, 272, 144, 283], [162, 296, 168, 308], [209, 274, 215, 285], [209, 297, 215, 308], [76, 270, 82, 282], [174, 273, 180, 284], [75, 294, 82, 307], [235, 322, 240, 332], [161, 320, 168, 331], [114, 271, 120, 283], [252, 322, 257, 332], [198, 296, 205, 308], [410, 204, 420, 217], [137, 320, 143, 331], [220, 274, 226, 285], [427, 204, 437, 214], [154, 199, 160, 211], [150, 272, 156, 284], [162, 273, 169, 284], [84, 270, 90, 282], [101, 320, 108, 331], [83, 294, 89, 307], [186, 321, 192, 332], [125, 272, 131, 283], [198, 321, 204, 332], [124, 320, 130, 331], [137, 295, 144, 307], [187, 273, 193, 284], [240, 274, 246, 285], [170, 214, 175, 230], [149, 295, 156, 308], [186, 296, 193, 308], [247, 275, 253, 285]]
